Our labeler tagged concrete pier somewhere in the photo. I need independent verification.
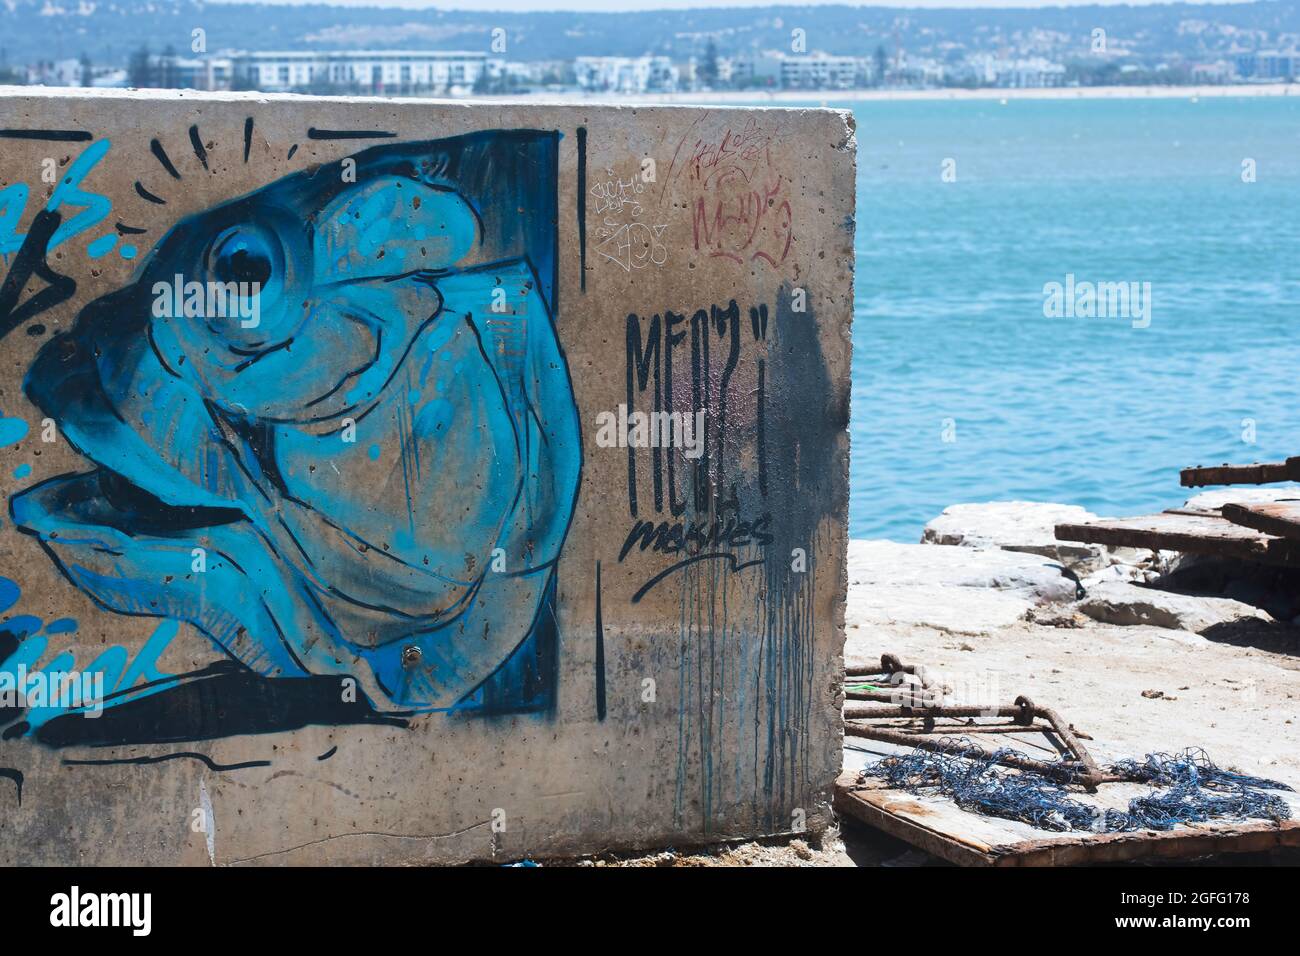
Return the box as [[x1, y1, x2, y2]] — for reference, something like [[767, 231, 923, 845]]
[[0, 88, 854, 864]]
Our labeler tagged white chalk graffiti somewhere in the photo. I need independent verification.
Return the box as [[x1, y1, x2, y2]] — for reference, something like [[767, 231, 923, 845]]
[[591, 170, 668, 272]]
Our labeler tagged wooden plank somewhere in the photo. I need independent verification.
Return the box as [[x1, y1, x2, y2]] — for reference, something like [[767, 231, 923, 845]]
[[999, 820, 1300, 867], [835, 771, 996, 866], [1221, 500, 1300, 541], [1055, 511, 1300, 566], [1181, 457, 1300, 488], [834, 770, 1300, 867]]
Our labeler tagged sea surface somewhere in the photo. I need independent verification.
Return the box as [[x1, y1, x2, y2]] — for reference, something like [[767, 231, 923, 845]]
[[816, 94, 1300, 541]]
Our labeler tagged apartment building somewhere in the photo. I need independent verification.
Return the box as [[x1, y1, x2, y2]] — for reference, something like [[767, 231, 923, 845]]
[[573, 56, 679, 94], [229, 50, 495, 93], [777, 53, 860, 90], [1234, 50, 1298, 79]]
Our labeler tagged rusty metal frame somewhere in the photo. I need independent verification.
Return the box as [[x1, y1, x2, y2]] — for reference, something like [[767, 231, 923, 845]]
[[845, 655, 1111, 790]]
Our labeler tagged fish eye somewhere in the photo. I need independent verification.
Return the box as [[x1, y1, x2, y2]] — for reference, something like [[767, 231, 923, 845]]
[[191, 219, 299, 349], [207, 224, 283, 298]]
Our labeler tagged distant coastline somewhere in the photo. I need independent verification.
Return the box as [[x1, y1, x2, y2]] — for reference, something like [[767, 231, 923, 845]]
[[544, 83, 1298, 105]]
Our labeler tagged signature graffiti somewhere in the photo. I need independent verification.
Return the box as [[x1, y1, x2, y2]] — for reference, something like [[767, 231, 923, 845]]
[[590, 173, 645, 219], [663, 117, 794, 271], [625, 298, 772, 517], [691, 174, 794, 269], [679, 117, 774, 192], [590, 169, 668, 272], [619, 295, 781, 605]]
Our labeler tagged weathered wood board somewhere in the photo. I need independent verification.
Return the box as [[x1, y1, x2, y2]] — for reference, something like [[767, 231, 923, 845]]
[[1221, 500, 1300, 541], [838, 740, 1300, 867], [1056, 510, 1300, 565], [1181, 458, 1300, 488]]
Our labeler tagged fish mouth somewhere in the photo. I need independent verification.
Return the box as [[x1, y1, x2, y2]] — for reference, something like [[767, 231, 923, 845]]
[[84, 467, 246, 534], [8, 462, 323, 679], [11, 296, 260, 552]]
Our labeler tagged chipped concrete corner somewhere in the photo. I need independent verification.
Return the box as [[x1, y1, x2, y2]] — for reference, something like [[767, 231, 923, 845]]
[[0, 88, 853, 865]]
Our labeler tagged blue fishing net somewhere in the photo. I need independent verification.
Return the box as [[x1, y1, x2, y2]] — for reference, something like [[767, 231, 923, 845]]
[[861, 739, 1293, 833]]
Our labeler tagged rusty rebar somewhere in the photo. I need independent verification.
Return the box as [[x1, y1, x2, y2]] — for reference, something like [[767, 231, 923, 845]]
[[844, 721, 1118, 789], [844, 677, 1108, 790]]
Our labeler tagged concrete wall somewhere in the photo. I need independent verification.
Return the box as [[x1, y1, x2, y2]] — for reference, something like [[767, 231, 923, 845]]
[[0, 88, 854, 864]]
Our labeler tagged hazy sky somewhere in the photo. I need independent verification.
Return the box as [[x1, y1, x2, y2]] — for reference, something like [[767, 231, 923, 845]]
[[209, 0, 1253, 11]]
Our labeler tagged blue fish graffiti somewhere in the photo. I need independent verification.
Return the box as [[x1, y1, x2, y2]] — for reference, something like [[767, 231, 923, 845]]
[[8, 129, 581, 718]]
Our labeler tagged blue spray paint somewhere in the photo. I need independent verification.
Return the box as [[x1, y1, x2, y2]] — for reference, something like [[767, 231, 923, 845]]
[[0, 573, 180, 729], [86, 233, 118, 259], [0, 416, 29, 445], [45, 138, 113, 251], [0, 139, 113, 259], [11, 131, 578, 715]]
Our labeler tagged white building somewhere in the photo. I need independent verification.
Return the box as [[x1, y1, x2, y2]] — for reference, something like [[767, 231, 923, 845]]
[[716, 55, 746, 85], [1191, 60, 1236, 83], [92, 69, 130, 88], [968, 54, 1066, 88], [896, 53, 947, 86], [230, 51, 495, 94], [573, 56, 679, 94], [26, 58, 84, 86], [160, 55, 232, 91], [1006, 57, 1066, 88], [718, 52, 784, 88], [777, 53, 859, 90]]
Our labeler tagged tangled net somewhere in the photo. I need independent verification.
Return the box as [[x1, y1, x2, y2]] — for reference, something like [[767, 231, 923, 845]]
[[860, 740, 1293, 833]]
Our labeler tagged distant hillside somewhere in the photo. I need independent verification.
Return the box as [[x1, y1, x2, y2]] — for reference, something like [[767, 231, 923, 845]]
[[1, 0, 1298, 67]]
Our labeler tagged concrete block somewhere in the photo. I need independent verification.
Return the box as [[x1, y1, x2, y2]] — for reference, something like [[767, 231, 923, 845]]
[[0, 88, 855, 864]]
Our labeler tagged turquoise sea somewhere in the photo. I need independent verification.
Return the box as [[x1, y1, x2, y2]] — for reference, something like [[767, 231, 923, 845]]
[[829, 94, 1300, 541]]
